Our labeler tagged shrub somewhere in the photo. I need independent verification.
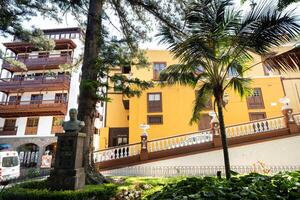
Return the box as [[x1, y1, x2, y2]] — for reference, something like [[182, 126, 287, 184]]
[[146, 171, 300, 200], [0, 180, 117, 200]]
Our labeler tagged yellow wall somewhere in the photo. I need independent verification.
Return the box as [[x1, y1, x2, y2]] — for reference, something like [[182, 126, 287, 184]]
[[127, 77, 284, 144], [100, 49, 290, 149]]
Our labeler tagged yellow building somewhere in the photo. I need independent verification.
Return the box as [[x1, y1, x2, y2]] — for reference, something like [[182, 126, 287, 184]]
[[99, 48, 295, 149]]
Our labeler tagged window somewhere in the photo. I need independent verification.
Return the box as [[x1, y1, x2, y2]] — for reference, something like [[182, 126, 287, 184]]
[[122, 65, 131, 74], [55, 93, 68, 103], [61, 51, 72, 57], [196, 66, 205, 73], [147, 115, 163, 125], [246, 88, 264, 109], [70, 33, 77, 39], [147, 93, 162, 112], [30, 94, 43, 104], [13, 75, 25, 81], [3, 119, 16, 131], [153, 62, 166, 80], [34, 73, 43, 80], [8, 96, 21, 105], [38, 52, 49, 58], [249, 112, 266, 121], [114, 80, 122, 91], [26, 118, 39, 127], [2, 157, 19, 167], [228, 67, 239, 77]]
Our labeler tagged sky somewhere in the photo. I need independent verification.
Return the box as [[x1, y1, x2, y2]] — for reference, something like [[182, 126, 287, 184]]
[[0, 11, 167, 51], [0, 0, 299, 52]]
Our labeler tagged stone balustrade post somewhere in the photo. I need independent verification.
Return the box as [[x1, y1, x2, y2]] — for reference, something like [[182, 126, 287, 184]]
[[211, 117, 222, 147], [140, 133, 149, 161], [282, 106, 300, 134]]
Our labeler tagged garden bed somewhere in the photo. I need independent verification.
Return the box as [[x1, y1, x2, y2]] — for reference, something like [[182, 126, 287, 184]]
[[1, 171, 300, 200]]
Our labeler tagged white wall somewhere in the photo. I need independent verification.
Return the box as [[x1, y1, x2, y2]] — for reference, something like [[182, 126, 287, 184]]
[[37, 116, 53, 136]]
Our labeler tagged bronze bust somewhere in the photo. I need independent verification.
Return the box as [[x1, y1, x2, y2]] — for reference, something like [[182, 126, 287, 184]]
[[62, 108, 85, 132]]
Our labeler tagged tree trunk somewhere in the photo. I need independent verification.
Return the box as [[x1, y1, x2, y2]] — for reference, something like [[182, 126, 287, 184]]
[[77, 0, 108, 184], [216, 97, 231, 180]]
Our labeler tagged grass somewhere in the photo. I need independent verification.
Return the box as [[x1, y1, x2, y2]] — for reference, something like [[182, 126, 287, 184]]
[[112, 176, 184, 198]]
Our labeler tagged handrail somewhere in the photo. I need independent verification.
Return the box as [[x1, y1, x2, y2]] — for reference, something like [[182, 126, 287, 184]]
[[94, 142, 141, 153], [4, 53, 71, 60], [225, 115, 284, 128], [0, 74, 71, 83], [0, 99, 68, 106], [147, 129, 212, 153], [95, 114, 290, 161], [147, 129, 211, 143]]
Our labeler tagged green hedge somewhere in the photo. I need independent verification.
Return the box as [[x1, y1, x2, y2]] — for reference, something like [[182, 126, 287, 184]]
[[147, 171, 300, 200], [0, 180, 117, 200]]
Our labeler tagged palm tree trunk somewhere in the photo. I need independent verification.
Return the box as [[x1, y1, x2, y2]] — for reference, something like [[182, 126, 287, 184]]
[[216, 97, 231, 180], [77, 0, 108, 184]]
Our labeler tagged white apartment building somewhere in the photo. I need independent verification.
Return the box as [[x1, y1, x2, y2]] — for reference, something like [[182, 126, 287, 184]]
[[0, 27, 103, 168]]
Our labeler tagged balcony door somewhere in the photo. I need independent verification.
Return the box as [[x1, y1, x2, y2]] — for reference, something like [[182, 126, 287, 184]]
[[153, 62, 166, 80], [55, 93, 67, 103], [3, 119, 16, 131], [30, 94, 43, 104], [108, 128, 129, 147], [25, 118, 39, 135], [8, 96, 21, 105]]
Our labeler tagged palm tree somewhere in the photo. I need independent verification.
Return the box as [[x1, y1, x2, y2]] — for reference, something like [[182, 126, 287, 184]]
[[158, 0, 300, 179]]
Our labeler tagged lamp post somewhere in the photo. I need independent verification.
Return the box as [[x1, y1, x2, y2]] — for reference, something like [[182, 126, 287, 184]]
[[139, 123, 150, 160], [279, 96, 299, 133]]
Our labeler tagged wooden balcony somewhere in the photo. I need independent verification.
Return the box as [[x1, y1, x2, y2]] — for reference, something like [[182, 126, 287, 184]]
[[2, 54, 72, 72], [0, 100, 68, 118], [3, 39, 77, 54], [0, 75, 71, 93], [0, 127, 17, 136]]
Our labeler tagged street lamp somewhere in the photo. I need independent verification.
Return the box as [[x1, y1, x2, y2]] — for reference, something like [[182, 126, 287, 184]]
[[139, 123, 150, 137], [279, 96, 291, 110]]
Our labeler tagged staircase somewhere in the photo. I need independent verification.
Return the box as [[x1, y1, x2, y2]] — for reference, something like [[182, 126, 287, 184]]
[[94, 112, 300, 171]]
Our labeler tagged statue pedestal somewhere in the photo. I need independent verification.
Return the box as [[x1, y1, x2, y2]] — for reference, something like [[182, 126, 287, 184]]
[[48, 132, 86, 190]]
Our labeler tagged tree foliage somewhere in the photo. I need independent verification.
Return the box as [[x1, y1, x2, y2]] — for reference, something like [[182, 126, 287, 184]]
[[157, 0, 300, 179]]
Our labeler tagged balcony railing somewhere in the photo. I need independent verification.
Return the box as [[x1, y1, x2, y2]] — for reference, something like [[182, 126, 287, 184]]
[[2, 54, 72, 72], [0, 99, 68, 117], [0, 127, 18, 136], [0, 75, 71, 93]]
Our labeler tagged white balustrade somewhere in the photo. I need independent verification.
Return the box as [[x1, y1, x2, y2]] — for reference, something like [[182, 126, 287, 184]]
[[100, 165, 300, 177], [226, 116, 285, 138], [93, 143, 140, 162], [148, 130, 212, 153], [293, 113, 300, 125]]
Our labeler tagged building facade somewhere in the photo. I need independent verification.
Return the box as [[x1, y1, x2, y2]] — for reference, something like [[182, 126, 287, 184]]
[[0, 27, 103, 168], [99, 48, 298, 150]]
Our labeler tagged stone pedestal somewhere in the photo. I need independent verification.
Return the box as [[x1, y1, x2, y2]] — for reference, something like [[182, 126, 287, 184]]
[[140, 134, 149, 161], [211, 120, 222, 147], [282, 108, 300, 134], [48, 132, 86, 190]]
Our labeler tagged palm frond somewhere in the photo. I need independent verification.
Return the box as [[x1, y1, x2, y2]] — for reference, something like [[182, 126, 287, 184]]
[[225, 77, 252, 97], [190, 83, 213, 124], [159, 64, 198, 87], [238, 2, 300, 54], [264, 46, 300, 71]]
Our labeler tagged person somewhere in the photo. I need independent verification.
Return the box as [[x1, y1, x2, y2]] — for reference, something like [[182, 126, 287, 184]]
[[62, 108, 85, 132]]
